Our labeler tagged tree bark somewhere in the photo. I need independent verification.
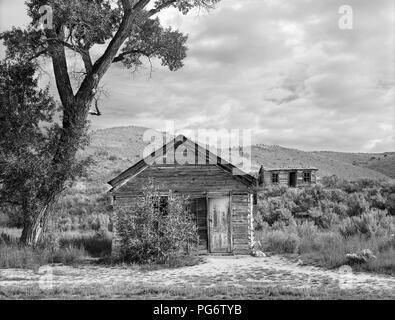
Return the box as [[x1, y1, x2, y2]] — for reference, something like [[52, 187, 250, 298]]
[[19, 1, 153, 245], [19, 102, 89, 245], [20, 202, 53, 245]]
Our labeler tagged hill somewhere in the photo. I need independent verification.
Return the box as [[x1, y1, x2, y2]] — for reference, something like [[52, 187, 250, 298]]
[[311, 151, 395, 179], [80, 126, 392, 186], [251, 145, 391, 181]]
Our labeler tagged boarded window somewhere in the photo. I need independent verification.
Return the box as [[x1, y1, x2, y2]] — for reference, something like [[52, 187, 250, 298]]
[[304, 171, 311, 183], [190, 198, 208, 251], [154, 196, 169, 215], [271, 173, 279, 184]]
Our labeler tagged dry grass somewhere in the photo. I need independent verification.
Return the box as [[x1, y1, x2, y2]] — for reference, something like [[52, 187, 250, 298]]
[[0, 244, 88, 269], [1, 283, 394, 300]]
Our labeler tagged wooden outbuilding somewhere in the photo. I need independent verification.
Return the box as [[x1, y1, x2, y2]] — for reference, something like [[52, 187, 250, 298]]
[[108, 135, 257, 256], [258, 165, 318, 187]]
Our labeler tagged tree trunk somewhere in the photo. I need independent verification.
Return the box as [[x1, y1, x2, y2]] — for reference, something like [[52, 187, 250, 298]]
[[19, 100, 90, 245], [20, 200, 56, 246]]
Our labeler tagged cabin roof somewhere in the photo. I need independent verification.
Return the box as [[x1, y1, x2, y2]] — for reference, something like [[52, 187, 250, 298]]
[[261, 166, 318, 171], [108, 134, 257, 192]]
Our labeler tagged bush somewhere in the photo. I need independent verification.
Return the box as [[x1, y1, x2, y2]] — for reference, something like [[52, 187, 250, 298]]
[[383, 184, 395, 215], [261, 230, 300, 253], [257, 197, 293, 226], [339, 210, 394, 238], [115, 183, 199, 264], [306, 206, 339, 229], [346, 192, 369, 216]]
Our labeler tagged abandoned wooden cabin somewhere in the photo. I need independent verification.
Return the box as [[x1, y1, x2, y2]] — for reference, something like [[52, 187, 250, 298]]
[[108, 135, 257, 257], [258, 165, 318, 188]]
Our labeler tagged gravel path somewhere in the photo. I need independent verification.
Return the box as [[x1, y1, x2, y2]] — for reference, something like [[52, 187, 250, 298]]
[[1, 256, 395, 296]]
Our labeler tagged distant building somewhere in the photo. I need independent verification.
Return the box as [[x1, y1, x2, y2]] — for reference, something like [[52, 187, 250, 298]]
[[258, 165, 318, 187]]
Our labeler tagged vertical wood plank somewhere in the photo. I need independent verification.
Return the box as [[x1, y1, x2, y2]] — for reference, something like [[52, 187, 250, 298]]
[[206, 193, 211, 253], [229, 191, 233, 253]]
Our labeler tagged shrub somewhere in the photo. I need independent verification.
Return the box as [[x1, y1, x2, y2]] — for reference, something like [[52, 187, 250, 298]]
[[261, 230, 300, 253], [383, 184, 395, 215], [259, 185, 289, 198], [346, 192, 369, 216], [296, 220, 318, 239], [346, 249, 376, 265], [321, 175, 341, 189], [0, 232, 12, 245], [257, 198, 293, 226], [339, 210, 394, 238], [115, 183, 199, 264], [305, 206, 338, 229]]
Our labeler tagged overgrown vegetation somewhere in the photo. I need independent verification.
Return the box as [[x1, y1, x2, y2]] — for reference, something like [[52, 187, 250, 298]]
[[0, 227, 111, 268], [255, 177, 395, 274], [115, 183, 199, 264]]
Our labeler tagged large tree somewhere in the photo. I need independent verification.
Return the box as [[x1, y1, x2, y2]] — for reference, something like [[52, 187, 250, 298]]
[[0, 0, 220, 245]]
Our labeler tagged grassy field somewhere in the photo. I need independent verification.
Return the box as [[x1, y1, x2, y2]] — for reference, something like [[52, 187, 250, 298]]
[[0, 228, 112, 269], [2, 284, 395, 300]]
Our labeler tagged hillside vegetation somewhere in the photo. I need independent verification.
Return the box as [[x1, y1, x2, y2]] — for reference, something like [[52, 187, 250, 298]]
[[313, 151, 395, 179], [84, 126, 393, 184], [1, 126, 393, 242], [252, 145, 391, 181]]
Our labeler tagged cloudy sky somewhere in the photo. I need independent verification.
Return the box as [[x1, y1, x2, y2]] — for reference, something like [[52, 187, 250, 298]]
[[1, 0, 394, 152]]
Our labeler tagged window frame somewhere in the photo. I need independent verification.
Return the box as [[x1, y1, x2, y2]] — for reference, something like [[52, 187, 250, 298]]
[[303, 171, 312, 183], [271, 172, 279, 184]]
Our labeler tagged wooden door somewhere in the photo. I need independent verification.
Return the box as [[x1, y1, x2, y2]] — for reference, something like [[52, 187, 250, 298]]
[[208, 197, 231, 253]]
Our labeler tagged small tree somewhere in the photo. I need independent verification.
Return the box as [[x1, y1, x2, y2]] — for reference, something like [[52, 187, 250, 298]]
[[115, 182, 198, 264]]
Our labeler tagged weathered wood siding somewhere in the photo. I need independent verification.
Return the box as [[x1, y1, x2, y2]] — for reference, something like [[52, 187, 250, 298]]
[[114, 164, 251, 197], [111, 164, 253, 257], [231, 193, 254, 255], [261, 169, 317, 187]]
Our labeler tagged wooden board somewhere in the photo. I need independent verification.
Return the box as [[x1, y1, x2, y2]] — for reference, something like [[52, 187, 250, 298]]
[[208, 197, 231, 253]]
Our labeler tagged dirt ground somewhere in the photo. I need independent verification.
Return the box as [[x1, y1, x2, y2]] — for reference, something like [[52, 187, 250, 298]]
[[1, 255, 395, 299]]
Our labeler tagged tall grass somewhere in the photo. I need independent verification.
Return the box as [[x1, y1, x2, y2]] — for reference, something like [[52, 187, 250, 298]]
[[59, 230, 112, 257], [0, 243, 88, 269], [0, 227, 111, 268]]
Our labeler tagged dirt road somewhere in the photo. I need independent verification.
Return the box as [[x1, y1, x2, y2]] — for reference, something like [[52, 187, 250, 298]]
[[1, 255, 394, 298]]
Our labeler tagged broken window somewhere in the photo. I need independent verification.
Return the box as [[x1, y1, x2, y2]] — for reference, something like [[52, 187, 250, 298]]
[[271, 173, 279, 184], [154, 196, 169, 215], [304, 171, 311, 183]]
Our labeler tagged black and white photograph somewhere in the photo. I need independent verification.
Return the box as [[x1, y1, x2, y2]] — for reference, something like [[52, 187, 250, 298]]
[[0, 0, 394, 304]]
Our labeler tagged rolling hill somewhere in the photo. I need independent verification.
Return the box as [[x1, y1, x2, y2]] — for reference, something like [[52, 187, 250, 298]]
[[311, 151, 395, 179], [79, 126, 393, 188]]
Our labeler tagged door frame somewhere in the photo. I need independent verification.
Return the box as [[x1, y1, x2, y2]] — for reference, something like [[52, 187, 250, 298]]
[[206, 193, 232, 253], [289, 171, 297, 187]]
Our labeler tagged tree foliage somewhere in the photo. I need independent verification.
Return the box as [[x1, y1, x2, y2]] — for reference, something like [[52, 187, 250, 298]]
[[0, 0, 220, 244], [0, 60, 56, 208]]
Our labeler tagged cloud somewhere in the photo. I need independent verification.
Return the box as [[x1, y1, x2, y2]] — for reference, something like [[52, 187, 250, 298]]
[[1, 0, 394, 152]]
